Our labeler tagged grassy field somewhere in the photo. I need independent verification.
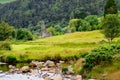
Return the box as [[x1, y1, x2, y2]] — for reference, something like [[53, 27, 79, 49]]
[[1, 30, 120, 79], [0, 0, 16, 4], [88, 62, 120, 80], [1, 30, 108, 62]]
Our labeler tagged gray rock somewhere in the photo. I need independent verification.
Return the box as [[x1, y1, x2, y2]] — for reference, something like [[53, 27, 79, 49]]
[[21, 66, 30, 73], [59, 61, 64, 64], [41, 67, 49, 71], [75, 75, 82, 80], [48, 68, 56, 73], [0, 70, 3, 73], [50, 75, 62, 80], [8, 65, 16, 69], [0, 62, 6, 65], [43, 60, 55, 67], [29, 61, 44, 68]]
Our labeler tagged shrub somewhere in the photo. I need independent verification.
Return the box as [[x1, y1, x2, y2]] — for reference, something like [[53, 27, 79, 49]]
[[69, 19, 92, 32], [85, 15, 99, 30], [53, 54, 61, 62], [81, 44, 120, 73], [16, 28, 33, 41], [0, 21, 14, 41], [101, 14, 120, 42], [6, 55, 17, 63], [0, 41, 11, 50], [62, 67, 68, 73]]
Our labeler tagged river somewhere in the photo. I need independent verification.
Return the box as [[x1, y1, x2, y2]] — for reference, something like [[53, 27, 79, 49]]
[[0, 62, 29, 72]]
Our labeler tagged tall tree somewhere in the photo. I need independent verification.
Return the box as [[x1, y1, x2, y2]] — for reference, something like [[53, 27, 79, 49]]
[[102, 14, 120, 42], [0, 21, 14, 41], [104, 0, 118, 16]]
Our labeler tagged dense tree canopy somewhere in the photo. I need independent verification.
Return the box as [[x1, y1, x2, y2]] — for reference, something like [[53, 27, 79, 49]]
[[15, 28, 33, 41], [69, 19, 91, 32], [0, 0, 119, 29], [0, 21, 14, 41], [104, 0, 118, 16]]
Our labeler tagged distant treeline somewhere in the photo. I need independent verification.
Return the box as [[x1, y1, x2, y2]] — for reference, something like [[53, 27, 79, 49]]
[[0, 0, 120, 30]]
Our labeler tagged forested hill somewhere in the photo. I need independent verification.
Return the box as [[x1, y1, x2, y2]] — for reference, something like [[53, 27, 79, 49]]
[[0, 0, 16, 4], [0, 0, 120, 28]]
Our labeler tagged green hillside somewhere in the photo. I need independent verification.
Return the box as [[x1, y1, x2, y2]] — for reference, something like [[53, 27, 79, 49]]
[[0, 0, 16, 4], [0, 0, 120, 29], [1, 30, 120, 79], [1, 30, 108, 62]]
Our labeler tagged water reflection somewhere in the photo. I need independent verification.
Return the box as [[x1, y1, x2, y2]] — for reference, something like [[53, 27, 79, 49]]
[[0, 64, 8, 72], [0, 63, 29, 72]]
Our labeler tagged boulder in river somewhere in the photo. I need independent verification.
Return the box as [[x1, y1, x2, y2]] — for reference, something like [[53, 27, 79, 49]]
[[0, 70, 3, 73], [20, 66, 30, 73], [41, 67, 49, 71], [9, 65, 16, 69], [43, 60, 55, 67], [29, 61, 44, 68]]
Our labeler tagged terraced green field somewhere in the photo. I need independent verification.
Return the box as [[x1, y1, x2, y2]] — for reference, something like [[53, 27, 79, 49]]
[[1, 30, 109, 62]]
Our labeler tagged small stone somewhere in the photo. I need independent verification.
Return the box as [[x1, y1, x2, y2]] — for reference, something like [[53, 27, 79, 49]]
[[44, 77, 50, 80], [65, 75, 72, 78], [50, 75, 62, 80], [20, 66, 30, 73], [43, 60, 55, 67], [49, 68, 56, 73], [41, 67, 49, 71], [59, 61, 64, 64], [75, 75, 82, 80], [8, 65, 16, 69], [0, 70, 3, 73], [9, 69, 15, 73]]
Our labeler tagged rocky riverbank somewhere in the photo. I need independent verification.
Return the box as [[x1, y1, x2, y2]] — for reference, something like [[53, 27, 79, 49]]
[[0, 60, 82, 80], [0, 60, 94, 80]]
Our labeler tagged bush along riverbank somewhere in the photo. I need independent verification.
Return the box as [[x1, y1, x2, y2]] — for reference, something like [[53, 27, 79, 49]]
[[80, 43, 120, 79]]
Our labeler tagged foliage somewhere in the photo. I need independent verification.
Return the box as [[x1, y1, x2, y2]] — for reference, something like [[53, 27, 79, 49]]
[[101, 14, 120, 41], [0, 30, 106, 62], [82, 44, 120, 73], [85, 15, 98, 26], [69, 19, 80, 32], [15, 28, 33, 41], [0, 0, 120, 29], [85, 15, 100, 30], [28, 21, 41, 36], [47, 26, 56, 36], [0, 0, 16, 4], [104, 0, 118, 16], [5, 55, 17, 63], [0, 21, 14, 41], [0, 41, 11, 50], [69, 19, 91, 32], [62, 67, 68, 73], [78, 19, 91, 31]]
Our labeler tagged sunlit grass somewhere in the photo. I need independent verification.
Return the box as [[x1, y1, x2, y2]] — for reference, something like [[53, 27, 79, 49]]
[[88, 62, 120, 79], [1, 30, 109, 62]]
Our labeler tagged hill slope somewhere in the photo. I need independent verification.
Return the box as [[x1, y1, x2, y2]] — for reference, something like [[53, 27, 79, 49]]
[[0, 0, 16, 4], [0, 0, 120, 28], [2, 30, 107, 62]]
